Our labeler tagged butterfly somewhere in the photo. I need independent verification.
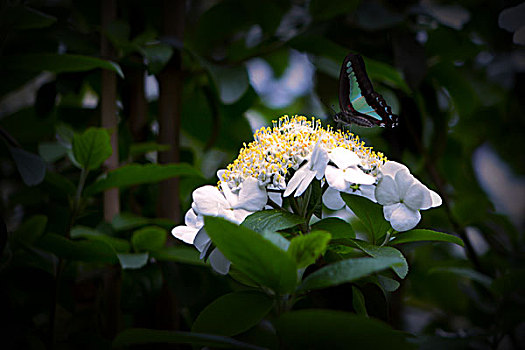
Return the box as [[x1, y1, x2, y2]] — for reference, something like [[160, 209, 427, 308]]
[[334, 53, 398, 128]]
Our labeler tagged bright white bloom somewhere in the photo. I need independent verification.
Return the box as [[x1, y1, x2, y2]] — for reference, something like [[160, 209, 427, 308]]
[[171, 177, 268, 274], [284, 140, 329, 197], [375, 161, 442, 232], [325, 147, 376, 190]]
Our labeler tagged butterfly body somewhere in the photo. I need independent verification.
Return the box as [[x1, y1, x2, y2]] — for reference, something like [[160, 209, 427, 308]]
[[335, 53, 398, 128]]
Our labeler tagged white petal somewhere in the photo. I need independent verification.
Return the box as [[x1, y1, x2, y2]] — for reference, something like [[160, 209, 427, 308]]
[[329, 147, 360, 169], [171, 225, 199, 244], [216, 168, 226, 181], [235, 177, 267, 211], [375, 175, 399, 205], [429, 190, 442, 208], [388, 204, 421, 232], [395, 169, 416, 197], [295, 169, 316, 197], [310, 145, 329, 179], [233, 208, 254, 224], [284, 165, 309, 197], [323, 187, 345, 210], [342, 167, 376, 185], [184, 209, 203, 229], [220, 181, 238, 207], [404, 182, 432, 211], [325, 165, 349, 191], [209, 248, 231, 275], [193, 186, 229, 216], [268, 191, 283, 206], [193, 229, 211, 254], [383, 203, 401, 220], [380, 161, 409, 177], [353, 184, 377, 202]]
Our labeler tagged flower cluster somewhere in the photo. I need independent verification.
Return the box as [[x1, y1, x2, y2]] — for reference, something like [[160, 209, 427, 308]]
[[172, 115, 441, 273]]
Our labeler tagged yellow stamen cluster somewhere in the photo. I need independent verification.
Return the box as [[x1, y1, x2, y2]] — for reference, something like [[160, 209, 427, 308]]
[[220, 115, 387, 190]]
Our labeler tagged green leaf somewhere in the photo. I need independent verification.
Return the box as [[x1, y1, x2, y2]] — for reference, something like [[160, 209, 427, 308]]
[[84, 163, 201, 195], [72, 128, 112, 171], [309, 0, 360, 21], [113, 328, 265, 349], [117, 252, 149, 269], [272, 310, 414, 349], [143, 43, 174, 75], [298, 256, 403, 291], [0, 54, 123, 78], [131, 226, 167, 252], [429, 267, 493, 288], [350, 240, 408, 279], [204, 217, 298, 294], [192, 291, 274, 336], [129, 142, 170, 157], [206, 63, 250, 104], [260, 231, 290, 251], [37, 233, 118, 263], [341, 193, 390, 243], [311, 217, 356, 241], [43, 172, 76, 196], [38, 142, 68, 162], [390, 229, 464, 247], [9, 6, 57, 29], [8, 146, 46, 186], [13, 215, 47, 245], [365, 57, 411, 94], [70, 226, 130, 253], [288, 231, 331, 268], [377, 275, 401, 292], [151, 246, 205, 266], [352, 286, 368, 316], [112, 212, 150, 231], [242, 209, 304, 234]]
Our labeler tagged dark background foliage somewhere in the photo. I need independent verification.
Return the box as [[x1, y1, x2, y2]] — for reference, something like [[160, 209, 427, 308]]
[[0, 0, 524, 349]]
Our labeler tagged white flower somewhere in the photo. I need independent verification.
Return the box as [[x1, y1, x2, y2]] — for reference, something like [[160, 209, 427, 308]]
[[375, 161, 442, 232], [284, 140, 329, 197], [171, 177, 268, 274], [325, 147, 376, 192], [171, 208, 203, 244]]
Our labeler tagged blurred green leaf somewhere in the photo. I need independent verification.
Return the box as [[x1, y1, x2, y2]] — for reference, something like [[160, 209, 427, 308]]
[[38, 142, 68, 163], [113, 328, 265, 349], [204, 216, 298, 294], [72, 128, 112, 171], [341, 193, 391, 243], [192, 291, 273, 336], [37, 233, 118, 263], [352, 286, 368, 316], [131, 226, 167, 252], [272, 310, 414, 349], [143, 43, 174, 75], [117, 253, 149, 269], [242, 209, 304, 233], [390, 229, 464, 246], [71, 226, 130, 252], [288, 231, 331, 268], [43, 172, 76, 196], [260, 231, 290, 251], [84, 163, 201, 195], [9, 6, 57, 29], [206, 63, 250, 104], [13, 215, 47, 245], [0, 54, 124, 78], [298, 256, 404, 291], [151, 246, 205, 266], [129, 142, 170, 157], [7, 146, 46, 186], [429, 267, 493, 288], [377, 275, 400, 292], [309, 0, 360, 21]]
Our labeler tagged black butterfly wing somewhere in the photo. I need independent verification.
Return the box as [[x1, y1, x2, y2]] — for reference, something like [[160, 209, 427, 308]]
[[337, 53, 398, 128]]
